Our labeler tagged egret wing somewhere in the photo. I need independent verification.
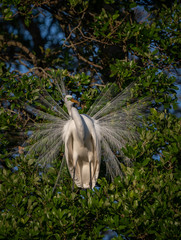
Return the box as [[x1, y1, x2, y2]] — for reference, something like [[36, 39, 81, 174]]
[[92, 83, 148, 178], [87, 83, 135, 118], [63, 119, 85, 188], [25, 92, 69, 167], [89, 119, 101, 187]]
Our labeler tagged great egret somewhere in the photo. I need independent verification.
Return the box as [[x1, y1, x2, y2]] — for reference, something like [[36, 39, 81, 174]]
[[26, 80, 147, 189], [63, 95, 100, 189]]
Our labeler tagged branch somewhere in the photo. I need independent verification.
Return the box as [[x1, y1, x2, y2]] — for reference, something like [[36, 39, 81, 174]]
[[63, 12, 85, 45], [22, 67, 52, 78], [69, 40, 103, 70], [6, 40, 37, 66]]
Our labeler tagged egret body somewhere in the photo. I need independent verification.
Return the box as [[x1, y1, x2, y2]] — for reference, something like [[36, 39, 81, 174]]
[[63, 95, 100, 189]]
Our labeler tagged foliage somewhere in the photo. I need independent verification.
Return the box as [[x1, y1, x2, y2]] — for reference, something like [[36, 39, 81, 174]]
[[0, 0, 181, 239], [0, 116, 181, 239]]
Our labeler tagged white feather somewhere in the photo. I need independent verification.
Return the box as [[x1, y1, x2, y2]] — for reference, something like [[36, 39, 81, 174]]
[[25, 80, 148, 189]]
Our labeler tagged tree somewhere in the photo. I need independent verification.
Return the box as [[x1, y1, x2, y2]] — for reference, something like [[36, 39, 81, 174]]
[[0, 0, 180, 239]]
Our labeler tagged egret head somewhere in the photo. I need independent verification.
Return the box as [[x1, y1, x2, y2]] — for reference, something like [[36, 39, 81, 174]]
[[65, 95, 79, 107]]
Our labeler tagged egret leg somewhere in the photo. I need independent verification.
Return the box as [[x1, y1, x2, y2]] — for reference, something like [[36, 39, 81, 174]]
[[72, 158, 78, 191], [89, 161, 92, 189], [88, 151, 93, 189], [72, 167, 75, 191]]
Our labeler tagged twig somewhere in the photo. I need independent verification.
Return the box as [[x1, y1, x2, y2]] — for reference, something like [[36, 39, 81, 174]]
[[63, 12, 86, 46], [90, 83, 105, 87], [22, 67, 52, 78], [69, 40, 103, 69], [6, 40, 37, 65]]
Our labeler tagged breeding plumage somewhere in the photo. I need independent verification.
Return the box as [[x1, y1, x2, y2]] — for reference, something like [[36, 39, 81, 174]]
[[26, 80, 147, 189]]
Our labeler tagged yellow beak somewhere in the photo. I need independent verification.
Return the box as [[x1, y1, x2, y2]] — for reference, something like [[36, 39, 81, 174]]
[[70, 98, 79, 104]]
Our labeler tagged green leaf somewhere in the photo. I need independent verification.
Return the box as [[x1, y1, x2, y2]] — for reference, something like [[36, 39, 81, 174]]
[[142, 158, 150, 166]]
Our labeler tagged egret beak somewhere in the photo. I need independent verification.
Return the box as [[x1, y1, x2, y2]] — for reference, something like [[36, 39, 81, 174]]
[[70, 98, 79, 105]]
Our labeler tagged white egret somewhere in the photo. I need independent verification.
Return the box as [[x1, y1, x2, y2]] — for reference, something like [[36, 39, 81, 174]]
[[63, 95, 100, 189], [25, 80, 148, 189]]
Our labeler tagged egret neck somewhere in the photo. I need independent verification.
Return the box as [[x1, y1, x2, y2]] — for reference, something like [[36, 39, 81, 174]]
[[71, 106, 85, 143]]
